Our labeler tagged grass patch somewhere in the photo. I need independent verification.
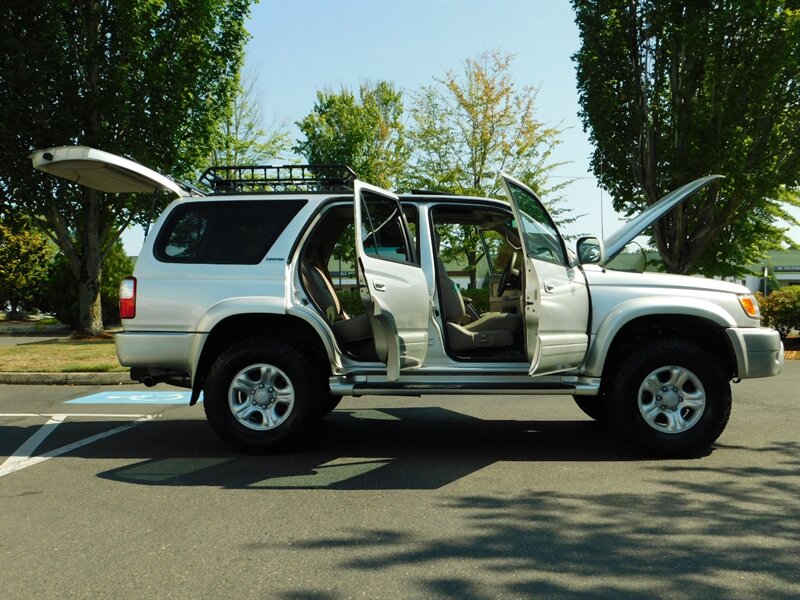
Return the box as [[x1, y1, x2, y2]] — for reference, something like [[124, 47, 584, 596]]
[[0, 338, 127, 373]]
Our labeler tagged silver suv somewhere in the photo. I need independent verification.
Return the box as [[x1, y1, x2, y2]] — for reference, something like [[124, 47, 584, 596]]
[[32, 146, 784, 457]]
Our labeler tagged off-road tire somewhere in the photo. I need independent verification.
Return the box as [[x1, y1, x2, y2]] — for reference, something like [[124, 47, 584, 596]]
[[203, 338, 326, 452], [606, 339, 731, 457]]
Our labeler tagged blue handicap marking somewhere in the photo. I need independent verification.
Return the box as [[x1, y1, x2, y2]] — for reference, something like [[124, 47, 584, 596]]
[[67, 391, 203, 405]]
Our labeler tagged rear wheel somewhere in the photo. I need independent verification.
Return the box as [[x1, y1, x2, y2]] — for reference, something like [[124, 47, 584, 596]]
[[204, 338, 325, 451], [606, 339, 731, 457]]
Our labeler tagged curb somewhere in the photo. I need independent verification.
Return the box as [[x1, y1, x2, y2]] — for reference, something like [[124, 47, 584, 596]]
[[0, 372, 134, 385]]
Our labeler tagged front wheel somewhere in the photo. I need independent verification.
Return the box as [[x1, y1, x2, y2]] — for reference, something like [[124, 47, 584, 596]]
[[573, 395, 607, 422], [606, 339, 731, 457], [203, 338, 324, 452]]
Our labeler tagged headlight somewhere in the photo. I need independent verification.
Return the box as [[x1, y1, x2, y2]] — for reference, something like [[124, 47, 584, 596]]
[[738, 294, 760, 319]]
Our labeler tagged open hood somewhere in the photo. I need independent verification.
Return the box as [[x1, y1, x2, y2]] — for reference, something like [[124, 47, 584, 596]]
[[603, 175, 724, 262], [30, 145, 188, 198]]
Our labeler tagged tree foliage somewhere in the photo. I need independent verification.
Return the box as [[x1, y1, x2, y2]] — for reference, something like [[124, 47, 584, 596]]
[[0, 0, 252, 334], [294, 81, 409, 188], [208, 70, 290, 168], [38, 240, 133, 329], [572, 0, 800, 276], [406, 50, 571, 204], [0, 220, 55, 318], [406, 50, 576, 288]]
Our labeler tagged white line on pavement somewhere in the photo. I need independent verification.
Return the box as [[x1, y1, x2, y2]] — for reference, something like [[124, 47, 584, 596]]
[[0, 414, 155, 478], [0, 413, 152, 419]]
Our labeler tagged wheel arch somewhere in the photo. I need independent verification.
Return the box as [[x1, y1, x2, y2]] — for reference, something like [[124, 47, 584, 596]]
[[191, 313, 334, 401], [588, 313, 738, 383]]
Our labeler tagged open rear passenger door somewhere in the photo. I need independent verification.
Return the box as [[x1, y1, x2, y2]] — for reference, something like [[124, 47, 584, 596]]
[[354, 181, 429, 380]]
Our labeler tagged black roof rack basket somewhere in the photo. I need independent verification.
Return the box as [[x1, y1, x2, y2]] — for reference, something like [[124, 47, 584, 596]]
[[199, 164, 358, 194]]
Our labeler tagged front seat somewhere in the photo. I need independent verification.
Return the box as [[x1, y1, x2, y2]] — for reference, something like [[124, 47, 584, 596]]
[[434, 248, 520, 352]]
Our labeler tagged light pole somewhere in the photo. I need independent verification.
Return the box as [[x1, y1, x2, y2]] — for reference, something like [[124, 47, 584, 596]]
[[763, 265, 768, 296]]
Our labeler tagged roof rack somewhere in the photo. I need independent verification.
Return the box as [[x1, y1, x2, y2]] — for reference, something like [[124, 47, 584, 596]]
[[199, 164, 358, 194]]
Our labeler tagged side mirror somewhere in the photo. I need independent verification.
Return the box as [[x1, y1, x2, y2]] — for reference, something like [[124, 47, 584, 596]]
[[576, 236, 605, 265]]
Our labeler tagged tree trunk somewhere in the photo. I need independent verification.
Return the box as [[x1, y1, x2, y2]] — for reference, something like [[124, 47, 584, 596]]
[[76, 187, 104, 337]]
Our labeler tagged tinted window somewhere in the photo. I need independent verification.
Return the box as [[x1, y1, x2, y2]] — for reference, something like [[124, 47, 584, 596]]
[[155, 200, 306, 264]]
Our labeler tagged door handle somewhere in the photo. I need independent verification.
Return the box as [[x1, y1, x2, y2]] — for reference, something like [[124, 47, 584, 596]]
[[543, 281, 555, 293], [373, 278, 386, 292]]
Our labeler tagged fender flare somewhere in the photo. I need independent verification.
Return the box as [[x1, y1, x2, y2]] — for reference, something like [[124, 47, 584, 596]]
[[584, 297, 737, 377]]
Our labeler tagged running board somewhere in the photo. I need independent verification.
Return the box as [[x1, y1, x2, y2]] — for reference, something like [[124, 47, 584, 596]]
[[329, 376, 601, 397]]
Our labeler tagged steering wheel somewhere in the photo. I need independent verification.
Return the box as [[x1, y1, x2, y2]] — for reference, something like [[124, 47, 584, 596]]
[[497, 252, 519, 295]]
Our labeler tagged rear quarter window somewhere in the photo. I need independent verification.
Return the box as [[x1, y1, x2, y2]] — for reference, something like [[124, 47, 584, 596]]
[[155, 200, 306, 264]]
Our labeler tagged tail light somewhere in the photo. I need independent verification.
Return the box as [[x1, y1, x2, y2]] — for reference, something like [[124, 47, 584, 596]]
[[119, 277, 137, 319]]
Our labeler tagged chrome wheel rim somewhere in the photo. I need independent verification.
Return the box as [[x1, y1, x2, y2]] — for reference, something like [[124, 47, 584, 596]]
[[637, 365, 706, 434], [228, 363, 295, 431]]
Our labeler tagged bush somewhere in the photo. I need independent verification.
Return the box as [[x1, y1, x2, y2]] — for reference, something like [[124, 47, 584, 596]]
[[337, 287, 365, 317], [461, 288, 490, 313], [756, 286, 800, 340], [38, 240, 134, 329]]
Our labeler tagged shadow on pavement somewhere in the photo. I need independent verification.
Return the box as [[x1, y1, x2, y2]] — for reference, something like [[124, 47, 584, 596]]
[[1, 407, 648, 490]]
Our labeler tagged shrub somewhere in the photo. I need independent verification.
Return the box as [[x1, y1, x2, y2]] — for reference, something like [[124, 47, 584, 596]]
[[757, 286, 800, 340], [462, 288, 490, 313]]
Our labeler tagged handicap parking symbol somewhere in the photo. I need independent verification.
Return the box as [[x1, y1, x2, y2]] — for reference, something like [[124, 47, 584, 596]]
[[67, 391, 202, 405]]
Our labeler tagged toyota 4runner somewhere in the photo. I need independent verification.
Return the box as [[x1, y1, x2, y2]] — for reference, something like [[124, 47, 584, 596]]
[[31, 146, 784, 456]]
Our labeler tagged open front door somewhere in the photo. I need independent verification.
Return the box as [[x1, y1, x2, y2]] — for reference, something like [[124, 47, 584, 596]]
[[354, 181, 429, 380], [501, 174, 590, 375]]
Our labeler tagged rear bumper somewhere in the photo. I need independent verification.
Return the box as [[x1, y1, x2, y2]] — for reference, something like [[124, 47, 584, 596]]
[[116, 331, 206, 385], [727, 327, 784, 379]]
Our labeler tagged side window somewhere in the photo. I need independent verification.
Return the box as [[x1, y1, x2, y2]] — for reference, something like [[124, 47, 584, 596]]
[[359, 191, 415, 265], [155, 200, 306, 264], [506, 182, 567, 266]]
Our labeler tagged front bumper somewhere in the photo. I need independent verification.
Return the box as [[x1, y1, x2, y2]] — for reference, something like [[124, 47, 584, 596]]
[[726, 327, 784, 379]]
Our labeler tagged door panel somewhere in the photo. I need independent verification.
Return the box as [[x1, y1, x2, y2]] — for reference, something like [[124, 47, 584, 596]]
[[501, 174, 590, 375], [354, 181, 429, 380]]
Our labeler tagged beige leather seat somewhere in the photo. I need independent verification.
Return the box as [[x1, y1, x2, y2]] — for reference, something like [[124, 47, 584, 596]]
[[300, 253, 372, 344], [435, 254, 520, 351]]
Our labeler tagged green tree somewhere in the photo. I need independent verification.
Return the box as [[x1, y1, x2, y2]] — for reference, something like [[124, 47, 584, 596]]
[[407, 50, 576, 288], [208, 70, 290, 167], [0, 220, 55, 318], [0, 0, 252, 335], [572, 0, 800, 276], [38, 240, 133, 329], [294, 81, 409, 188]]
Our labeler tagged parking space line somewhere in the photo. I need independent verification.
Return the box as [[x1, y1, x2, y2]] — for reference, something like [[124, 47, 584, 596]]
[[0, 414, 155, 478], [0, 415, 66, 476], [1, 413, 152, 419]]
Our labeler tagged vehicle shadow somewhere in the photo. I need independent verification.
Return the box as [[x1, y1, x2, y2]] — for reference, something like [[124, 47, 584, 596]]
[[2, 406, 650, 489]]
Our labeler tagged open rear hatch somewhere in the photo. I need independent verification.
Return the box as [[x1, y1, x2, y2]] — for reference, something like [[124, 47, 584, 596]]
[[30, 145, 188, 197]]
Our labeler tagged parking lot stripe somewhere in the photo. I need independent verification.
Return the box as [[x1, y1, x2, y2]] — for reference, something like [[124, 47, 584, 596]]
[[1, 413, 151, 419], [0, 415, 66, 477], [0, 414, 154, 478]]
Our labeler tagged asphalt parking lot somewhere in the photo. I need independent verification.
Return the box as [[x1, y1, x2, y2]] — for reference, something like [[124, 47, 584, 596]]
[[1, 362, 798, 599]]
